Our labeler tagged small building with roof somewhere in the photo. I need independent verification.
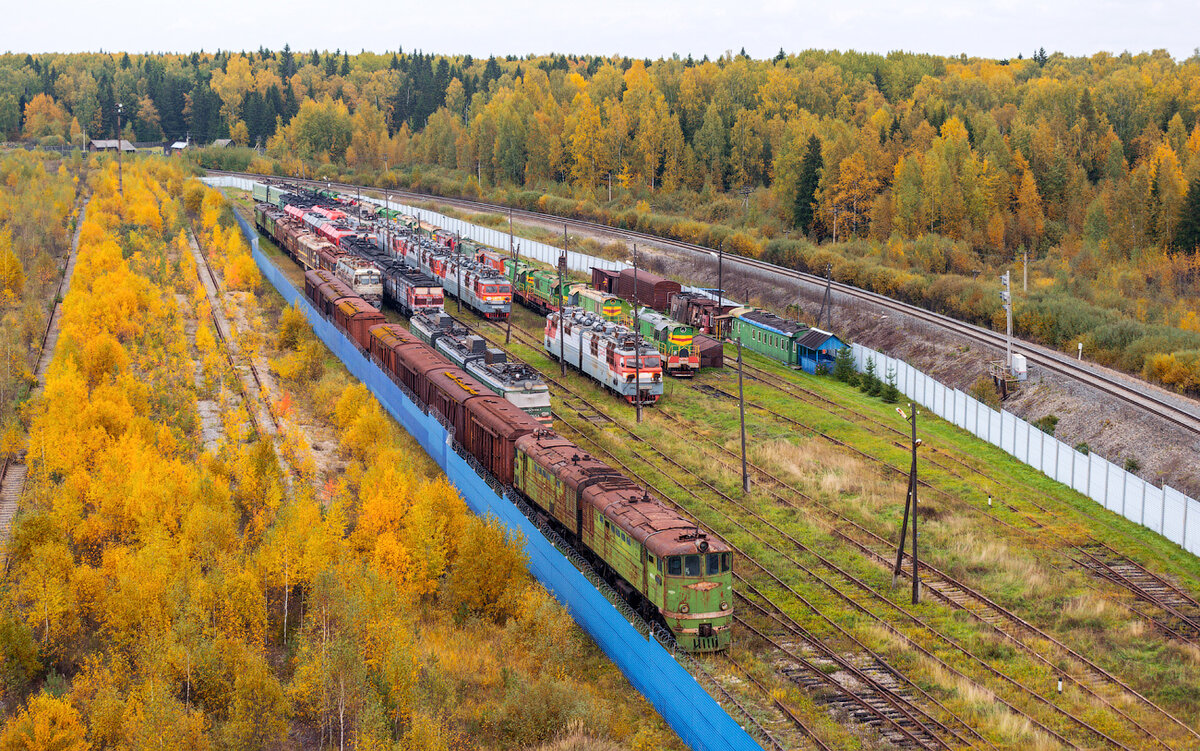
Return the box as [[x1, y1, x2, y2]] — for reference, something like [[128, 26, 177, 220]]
[[795, 328, 847, 374], [88, 139, 135, 153], [730, 309, 847, 371]]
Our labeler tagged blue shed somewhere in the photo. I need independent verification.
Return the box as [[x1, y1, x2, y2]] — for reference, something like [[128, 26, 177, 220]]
[[795, 328, 847, 374]]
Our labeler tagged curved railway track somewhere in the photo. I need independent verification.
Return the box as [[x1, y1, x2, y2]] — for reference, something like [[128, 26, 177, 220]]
[[209, 169, 1200, 439]]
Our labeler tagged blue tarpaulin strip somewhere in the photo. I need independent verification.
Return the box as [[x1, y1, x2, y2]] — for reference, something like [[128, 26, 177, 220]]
[[233, 212, 762, 751]]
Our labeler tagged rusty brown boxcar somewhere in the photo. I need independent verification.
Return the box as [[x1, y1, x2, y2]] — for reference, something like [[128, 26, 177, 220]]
[[463, 397, 540, 486], [333, 297, 386, 350], [423, 366, 491, 440], [616, 267, 681, 311], [693, 334, 725, 369], [591, 267, 620, 293], [368, 324, 426, 378], [315, 279, 357, 318], [304, 269, 338, 303]]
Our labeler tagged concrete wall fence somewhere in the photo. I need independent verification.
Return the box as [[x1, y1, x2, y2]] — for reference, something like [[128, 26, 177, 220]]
[[225, 203, 763, 751], [852, 344, 1200, 557]]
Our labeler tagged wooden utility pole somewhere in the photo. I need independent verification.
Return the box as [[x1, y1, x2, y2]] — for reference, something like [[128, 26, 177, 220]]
[[817, 263, 833, 329], [506, 206, 516, 345], [116, 103, 124, 196], [558, 251, 567, 377], [633, 243, 643, 423], [737, 337, 749, 493], [892, 403, 921, 604]]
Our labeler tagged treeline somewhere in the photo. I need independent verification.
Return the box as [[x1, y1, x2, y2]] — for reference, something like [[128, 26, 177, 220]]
[[0, 160, 680, 748], [10, 47, 1200, 391]]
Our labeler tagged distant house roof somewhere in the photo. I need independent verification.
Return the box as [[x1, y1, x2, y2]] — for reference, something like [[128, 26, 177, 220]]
[[212, 139, 233, 147], [170, 141, 188, 150], [90, 139, 136, 152], [796, 328, 845, 352]]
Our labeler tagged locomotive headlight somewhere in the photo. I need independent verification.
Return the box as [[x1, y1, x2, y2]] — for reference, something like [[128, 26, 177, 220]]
[[679, 603, 690, 614], [720, 602, 729, 611]]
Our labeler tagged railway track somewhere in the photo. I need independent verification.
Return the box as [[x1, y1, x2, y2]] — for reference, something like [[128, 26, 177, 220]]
[[470, 318, 1058, 749], [470, 310, 1200, 749], [237, 190, 1200, 746], [665, 367, 1200, 746], [730, 356, 1200, 651], [208, 169, 1200, 439], [187, 226, 282, 443], [2, 192, 88, 569]]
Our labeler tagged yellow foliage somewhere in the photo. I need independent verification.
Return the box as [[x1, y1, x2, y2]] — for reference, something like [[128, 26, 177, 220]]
[[0, 692, 88, 751]]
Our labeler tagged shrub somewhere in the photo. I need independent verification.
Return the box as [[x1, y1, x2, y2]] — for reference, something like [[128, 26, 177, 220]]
[[1075, 442, 1090, 455], [1125, 457, 1142, 473], [1033, 414, 1059, 435], [967, 374, 1002, 409]]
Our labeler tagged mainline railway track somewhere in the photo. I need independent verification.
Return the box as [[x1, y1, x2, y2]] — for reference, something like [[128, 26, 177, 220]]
[[208, 169, 1200, 438]]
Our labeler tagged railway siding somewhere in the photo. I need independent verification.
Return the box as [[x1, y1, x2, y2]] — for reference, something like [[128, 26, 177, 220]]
[[231, 209, 766, 751], [209, 172, 1200, 561]]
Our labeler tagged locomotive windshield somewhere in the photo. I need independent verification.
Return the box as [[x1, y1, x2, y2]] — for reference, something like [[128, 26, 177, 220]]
[[684, 555, 701, 576]]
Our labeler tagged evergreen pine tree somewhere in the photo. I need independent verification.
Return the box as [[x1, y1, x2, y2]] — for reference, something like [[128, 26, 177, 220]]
[[832, 345, 856, 383], [794, 135, 823, 234], [1175, 177, 1200, 254], [882, 366, 900, 403]]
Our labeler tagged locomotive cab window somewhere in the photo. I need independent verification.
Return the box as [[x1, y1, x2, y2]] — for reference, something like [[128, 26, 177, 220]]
[[722, 553, 731, 572], [685, 555, 700, 577], [668, 557, 681, 575], [707, 553, 720, 575]]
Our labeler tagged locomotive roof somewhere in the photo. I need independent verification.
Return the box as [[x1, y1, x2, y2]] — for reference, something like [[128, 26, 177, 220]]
[[516, 432, 727, 556]]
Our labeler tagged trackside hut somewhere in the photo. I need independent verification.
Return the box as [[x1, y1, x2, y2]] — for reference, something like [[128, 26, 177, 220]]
[[795, 328, 846, 374]]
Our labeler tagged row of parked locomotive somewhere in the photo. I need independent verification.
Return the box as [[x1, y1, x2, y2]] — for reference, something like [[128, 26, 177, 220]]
[[253, 182, 512, 321], [254, 187, 552, 426], [252, 178, 733, 651]]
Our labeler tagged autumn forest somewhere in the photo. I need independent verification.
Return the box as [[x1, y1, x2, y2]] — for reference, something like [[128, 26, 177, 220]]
[[6, 47, 1200, 390], [0, 153, 680, 749]]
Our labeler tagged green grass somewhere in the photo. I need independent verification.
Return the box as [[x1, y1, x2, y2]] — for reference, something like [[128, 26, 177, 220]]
[[234, 191, 1200, 747]]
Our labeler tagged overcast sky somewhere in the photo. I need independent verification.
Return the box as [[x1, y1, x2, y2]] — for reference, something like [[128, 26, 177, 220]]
[[4, 0, 1197, 60]]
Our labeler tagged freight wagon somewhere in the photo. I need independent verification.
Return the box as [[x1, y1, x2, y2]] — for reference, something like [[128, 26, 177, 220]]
[[259, 180, 732, 652]]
